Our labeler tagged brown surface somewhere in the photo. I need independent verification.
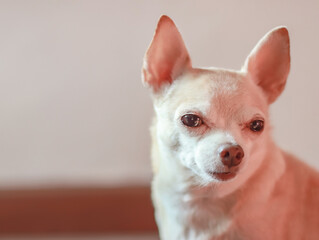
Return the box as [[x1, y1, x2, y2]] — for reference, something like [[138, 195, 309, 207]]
[[0, 186, 157, 235], [2, 234, 159, 240]]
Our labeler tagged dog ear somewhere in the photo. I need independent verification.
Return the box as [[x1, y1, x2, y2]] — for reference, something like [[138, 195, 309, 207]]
[[243, 27, 290, 104], [142, 15, 191, 93]]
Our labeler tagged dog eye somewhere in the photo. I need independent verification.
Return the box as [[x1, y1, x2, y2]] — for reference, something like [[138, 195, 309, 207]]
[[249, 119, 264, 132], [181, 114, 203, 127]]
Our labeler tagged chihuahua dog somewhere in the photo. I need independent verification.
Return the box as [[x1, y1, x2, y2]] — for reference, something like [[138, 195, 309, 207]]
[[142, 15, 319, 240]]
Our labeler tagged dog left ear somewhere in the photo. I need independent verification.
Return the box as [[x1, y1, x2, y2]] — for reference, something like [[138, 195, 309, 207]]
[[243, 27, 290, 104]]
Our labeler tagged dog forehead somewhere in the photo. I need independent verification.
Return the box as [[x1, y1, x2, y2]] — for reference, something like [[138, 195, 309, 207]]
[[166, 69, 243, 109], [181, 68, 240, 92]]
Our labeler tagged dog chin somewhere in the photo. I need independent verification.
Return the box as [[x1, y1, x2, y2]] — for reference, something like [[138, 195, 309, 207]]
[[195, 168, 241, 185], [208, 165, 240, 181], [193, 171, 238, 186], [210, 171, 237, 181]]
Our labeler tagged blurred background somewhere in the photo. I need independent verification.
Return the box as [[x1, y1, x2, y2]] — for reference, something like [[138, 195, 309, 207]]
[[0, 0, 318, 239]]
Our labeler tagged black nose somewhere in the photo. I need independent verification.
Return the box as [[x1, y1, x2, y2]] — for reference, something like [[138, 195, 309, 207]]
[[220, 144, 244, 168]]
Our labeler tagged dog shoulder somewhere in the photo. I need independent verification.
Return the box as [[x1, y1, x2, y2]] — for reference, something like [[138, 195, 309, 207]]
[[281, 151, 319, 238]]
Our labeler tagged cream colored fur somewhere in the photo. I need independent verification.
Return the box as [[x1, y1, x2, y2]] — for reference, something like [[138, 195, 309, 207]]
[[142, 16, 319, 240]]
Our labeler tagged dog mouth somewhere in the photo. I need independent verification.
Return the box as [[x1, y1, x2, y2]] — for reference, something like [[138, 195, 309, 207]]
[[209, 171, 237, 181]]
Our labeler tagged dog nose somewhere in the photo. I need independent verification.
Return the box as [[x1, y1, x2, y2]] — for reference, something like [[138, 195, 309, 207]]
[[220, 144, 244, 168]]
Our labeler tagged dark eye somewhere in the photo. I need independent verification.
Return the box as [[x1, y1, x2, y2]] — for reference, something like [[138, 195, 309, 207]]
[[181, 114, 203, 127], [249, 119, 264, 132]]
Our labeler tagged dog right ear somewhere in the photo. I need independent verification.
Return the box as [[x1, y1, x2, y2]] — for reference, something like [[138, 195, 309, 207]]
[[142, 15, 191, 93]]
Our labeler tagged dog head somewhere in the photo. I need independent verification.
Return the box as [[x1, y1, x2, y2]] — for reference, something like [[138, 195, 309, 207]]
[[142, 16, 290, 187]]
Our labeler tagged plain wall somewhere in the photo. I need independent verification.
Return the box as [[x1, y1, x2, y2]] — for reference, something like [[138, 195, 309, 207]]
[[0, 0, 318, 188]]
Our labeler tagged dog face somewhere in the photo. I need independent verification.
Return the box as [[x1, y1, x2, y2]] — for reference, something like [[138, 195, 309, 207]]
[[143, 16, 290, 186]]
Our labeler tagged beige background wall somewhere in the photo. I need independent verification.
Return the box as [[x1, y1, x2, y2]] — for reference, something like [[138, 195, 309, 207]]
[[0, 0, 318, 188]]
